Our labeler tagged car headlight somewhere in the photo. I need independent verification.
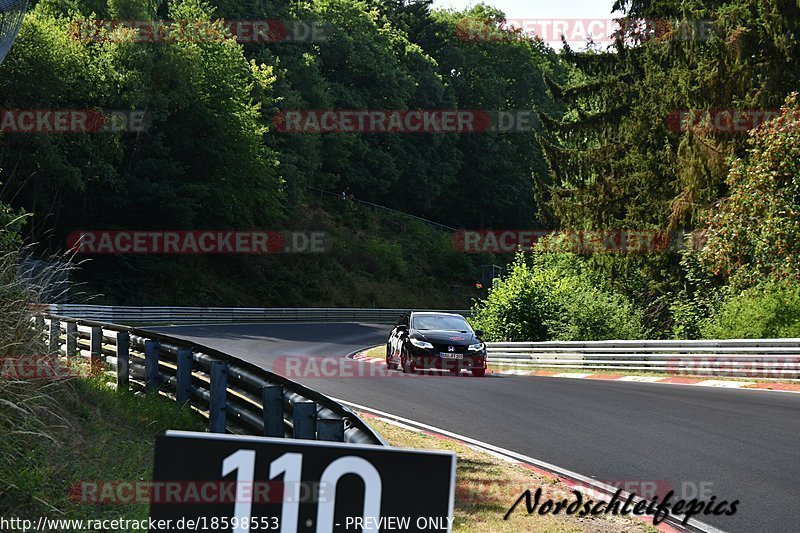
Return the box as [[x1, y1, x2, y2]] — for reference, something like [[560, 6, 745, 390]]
[[410, 338, 434, 350], [467, 342, 485, 352]]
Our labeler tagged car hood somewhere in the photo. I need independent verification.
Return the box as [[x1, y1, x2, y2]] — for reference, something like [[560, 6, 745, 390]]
[[413, 330, 478, 345]]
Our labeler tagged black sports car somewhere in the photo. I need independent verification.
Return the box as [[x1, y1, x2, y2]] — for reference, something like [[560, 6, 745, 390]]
[[386, 312, 487, 377]]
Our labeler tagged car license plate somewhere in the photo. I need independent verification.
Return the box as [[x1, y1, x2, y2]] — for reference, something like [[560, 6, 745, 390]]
[[440, 353, 463, 359]]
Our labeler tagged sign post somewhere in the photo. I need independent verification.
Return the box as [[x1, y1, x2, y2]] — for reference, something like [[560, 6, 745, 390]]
[[149, 431, 456, 532]]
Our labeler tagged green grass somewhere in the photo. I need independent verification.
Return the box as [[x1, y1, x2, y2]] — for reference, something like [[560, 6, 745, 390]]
[[0, 374, 205, 527]]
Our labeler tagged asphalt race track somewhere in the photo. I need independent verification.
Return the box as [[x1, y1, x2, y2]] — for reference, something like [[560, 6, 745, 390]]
[[148, 323, 800, 533]]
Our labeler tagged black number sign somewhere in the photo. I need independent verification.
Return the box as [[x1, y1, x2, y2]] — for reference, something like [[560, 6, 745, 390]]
[[149, 431, 456, 532]]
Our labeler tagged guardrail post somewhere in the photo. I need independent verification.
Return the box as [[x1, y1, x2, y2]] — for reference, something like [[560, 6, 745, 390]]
[[317, 419, 344, 442], [209, 361, 228, 433], [116, 332, 129, 391], [66, 322, 78, 358], [176, 348, 193, 407], [144, 340, 160, 393], [48, 319, 60, 355], [292, 401, 317, 440], [262, 385, 284, 437], [90, 327, 103, 375]]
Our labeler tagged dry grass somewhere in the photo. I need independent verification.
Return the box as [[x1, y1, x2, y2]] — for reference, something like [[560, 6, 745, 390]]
[[0, 248, 68, 492], [361, 345, 384, 359], [367, 418, 656, 533], [0, 244, 206, 524]]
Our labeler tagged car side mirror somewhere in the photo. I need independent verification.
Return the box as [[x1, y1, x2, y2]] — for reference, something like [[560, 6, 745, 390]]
[[475, 329, 484, 338]]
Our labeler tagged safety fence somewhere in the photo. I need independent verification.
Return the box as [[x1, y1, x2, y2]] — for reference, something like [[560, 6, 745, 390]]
[[42, 305, 471, 326], [39, 314, 385, 444], [485, 339, 800, 379]]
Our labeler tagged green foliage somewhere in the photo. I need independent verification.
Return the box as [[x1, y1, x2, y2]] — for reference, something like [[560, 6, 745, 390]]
[[471, 251, 648, 341], [700, 281, 800, 339], [0, 0, 569, 307], [0, 201, 41, 358], [545, 277, 648, 341], [697, 94, 800, 288], [469, 254, 556, 341], [75, 197, 488, 308], [363, 238, 407, 278], [8, 0, 799, 329], [0, 0, 283, 245], [541, 2, 800, 233], [528, 2, 800, 339], [0, 202, 25, 254], [0, 376, 204, 521]]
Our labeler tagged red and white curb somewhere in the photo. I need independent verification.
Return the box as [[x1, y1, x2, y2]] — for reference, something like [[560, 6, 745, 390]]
[[352, 351, 385, 365], [335, 398, 723, 533], [352, 350, 800, 394], [494, 370, 800, 394]]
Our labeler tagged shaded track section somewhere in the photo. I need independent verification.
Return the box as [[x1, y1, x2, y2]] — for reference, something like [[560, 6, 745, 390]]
[[148, 323, 800, 533]]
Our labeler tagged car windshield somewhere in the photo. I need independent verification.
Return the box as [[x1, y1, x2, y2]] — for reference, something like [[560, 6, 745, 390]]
[[413, 315, 471, 332]]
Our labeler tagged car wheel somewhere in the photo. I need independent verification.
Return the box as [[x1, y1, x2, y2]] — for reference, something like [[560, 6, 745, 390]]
[[386, 345, 398, 370], [448, 367, 460, 376], [401, 349, 416, 374], [471, 368, 486, 377]]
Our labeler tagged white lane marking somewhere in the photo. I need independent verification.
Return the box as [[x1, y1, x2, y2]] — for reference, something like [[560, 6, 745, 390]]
[[375, 417, 426, 433], [554, 373, 594, 378], [334, 397, 726, 533], [617, 376, 665, 382], [465, 444, 520, 464], [693, 380, 756, 388]]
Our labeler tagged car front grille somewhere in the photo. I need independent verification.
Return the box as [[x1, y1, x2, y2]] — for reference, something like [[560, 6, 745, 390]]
[[431, 343, 468, 354]]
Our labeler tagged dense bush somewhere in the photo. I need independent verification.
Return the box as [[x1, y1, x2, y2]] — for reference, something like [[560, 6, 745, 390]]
[[0, 202, 38, 355], [0, 202, 24, 253], [666, 250, 726, 339], [469, 255, 557, 341], [700, 282, 800, 339], [671, 95, 800, 339], [698, 94, 800, 287], [470, 252, 648, 342]]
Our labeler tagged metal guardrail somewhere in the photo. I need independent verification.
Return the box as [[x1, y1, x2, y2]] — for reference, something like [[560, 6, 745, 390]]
[[486, 339, 800, 379], [44, 305, 471, 326], [40, 314, 385, 445], [0, 0, 28, 65]]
